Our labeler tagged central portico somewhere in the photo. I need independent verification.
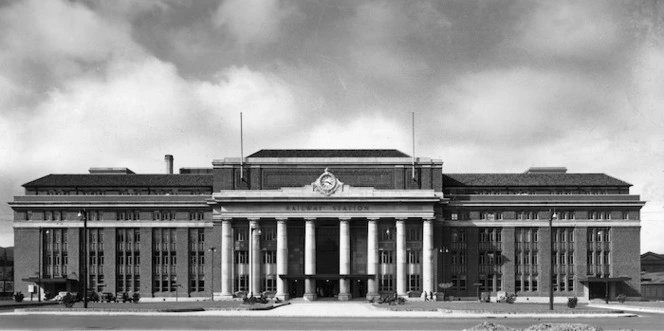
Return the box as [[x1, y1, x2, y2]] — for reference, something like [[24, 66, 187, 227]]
[[208, 161, 443, 301]]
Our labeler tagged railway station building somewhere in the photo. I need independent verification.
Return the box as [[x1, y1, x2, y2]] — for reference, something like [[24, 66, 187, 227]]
[[9, 150, 644, 302]]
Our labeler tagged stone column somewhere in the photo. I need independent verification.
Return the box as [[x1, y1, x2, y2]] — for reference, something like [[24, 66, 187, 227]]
[[304, 218, 317, 301], [276, 218, 289, 300], [396, 219, 407, 297], [220, 219, 233, 299], [249, 219, 261, 297], [422, 218, 434, 296], [366, 218, 379, 300], [338, 218, 351, 300]]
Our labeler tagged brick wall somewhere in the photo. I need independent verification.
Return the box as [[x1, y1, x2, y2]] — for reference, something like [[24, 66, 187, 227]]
[[611, 226, 641, 297], [502, 227, 516, 293], [13, 228, 38, 298]]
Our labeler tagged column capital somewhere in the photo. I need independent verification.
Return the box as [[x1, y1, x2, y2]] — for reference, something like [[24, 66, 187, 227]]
[[221, 217, 233, 221], [275, 217, 288, 221], [339, 217, 351, 221], [248, 218, 261, 222], [395, 218, 407, 222], [304, 217, 317, 222]]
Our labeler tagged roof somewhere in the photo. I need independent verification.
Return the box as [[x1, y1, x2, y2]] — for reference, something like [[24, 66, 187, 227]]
[[23, 174, 213, 188], [247, 149, 410, 158], [443, 173, 632, 187]]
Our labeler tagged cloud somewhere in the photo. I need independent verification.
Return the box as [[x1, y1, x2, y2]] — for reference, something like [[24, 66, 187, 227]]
[[518, 1, 623, 60], [213, 0, 298, 48], [0, 0, 145, 115], [435, 67, 622, 149]]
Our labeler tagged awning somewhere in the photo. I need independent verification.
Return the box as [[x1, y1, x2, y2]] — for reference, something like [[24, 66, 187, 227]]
[[279, 274, 376, 280], [579, 277, 631, 283], [21, 277, 73, 284]]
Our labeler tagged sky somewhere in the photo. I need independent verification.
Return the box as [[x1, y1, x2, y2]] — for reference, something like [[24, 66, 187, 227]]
[[0, 0, 663, 251]]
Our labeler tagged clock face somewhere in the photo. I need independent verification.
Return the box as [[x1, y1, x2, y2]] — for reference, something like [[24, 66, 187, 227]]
[[320, 174, 335, 189]]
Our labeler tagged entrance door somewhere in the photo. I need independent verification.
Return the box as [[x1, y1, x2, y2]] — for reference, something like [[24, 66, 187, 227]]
[[589, 282, 608, 300], [289, 279, 305, 298], [318, 279, 338, 298], [351, 279, 366, 299]]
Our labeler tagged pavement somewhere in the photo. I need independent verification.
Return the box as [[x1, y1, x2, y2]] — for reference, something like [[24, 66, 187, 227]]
[[3, 299, 641, 319], [587, 302, 664, 314]]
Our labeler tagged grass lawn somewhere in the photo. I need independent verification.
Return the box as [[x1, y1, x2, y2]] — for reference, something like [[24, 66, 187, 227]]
[[373, 301, 611, 313], [19, 300, 276, 312]]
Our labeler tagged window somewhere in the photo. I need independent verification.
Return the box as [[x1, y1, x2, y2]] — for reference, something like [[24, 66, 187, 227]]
[[189, 211, 205, 221], [408, 274, 421, 291], [262, 251, 276, 264], [408, 251, 421, 264], [261, 228, 276, 241], [263, 276, 276, 292], [379, 250, 393, 264], [380, 227, 394, 241], [407, 228, 422, 241], [452, 229, 467, 242], [451, 212, 458, 221], [235, 251, 248, 264], [379, 274, 394, 292], [235, 228, 248, 241], [235, 275, 248, 292]]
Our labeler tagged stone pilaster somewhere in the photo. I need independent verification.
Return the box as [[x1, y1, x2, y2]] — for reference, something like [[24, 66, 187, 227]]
[[396, 219, 407, 297], [220, 219, 233, 299], [249, 219, 261, 297], [276, 218, 289, 300], [338, 218, 351, 300], [422, 218, 434, 296], [366, 218, 379, 300], [304, 218, 317, 301]]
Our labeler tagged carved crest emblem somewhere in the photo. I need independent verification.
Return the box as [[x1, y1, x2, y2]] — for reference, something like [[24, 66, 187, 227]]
[[313, 168, 342, 196]]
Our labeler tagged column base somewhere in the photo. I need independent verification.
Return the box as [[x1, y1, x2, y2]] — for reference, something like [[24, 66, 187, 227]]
[[303, 293, 317, 301], [275, 293, 290, 301], [218, 293, 234, 301], [337, 293, 351, 301]]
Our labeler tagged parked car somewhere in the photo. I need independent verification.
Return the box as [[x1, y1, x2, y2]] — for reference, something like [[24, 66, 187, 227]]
[[53, 291, 69, 302]]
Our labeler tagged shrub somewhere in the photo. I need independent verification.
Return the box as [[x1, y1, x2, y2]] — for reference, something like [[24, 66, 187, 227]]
[[89, 291, 100, 303], [13, 291, 24, 303], [63, 293, 76, 308], [617, 294, 627, 303], [132, 292, 140, 303], [505, 293, 517, 304], [567, 297, 578, 308]]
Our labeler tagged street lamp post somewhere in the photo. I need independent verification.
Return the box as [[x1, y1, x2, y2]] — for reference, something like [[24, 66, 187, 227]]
[[208, 247, 217, 301], [549, 209, 557, 311], [78, 210, 88, 309]]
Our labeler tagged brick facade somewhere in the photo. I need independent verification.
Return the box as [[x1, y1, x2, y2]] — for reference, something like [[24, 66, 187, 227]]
[[9, 151, 645, 302]]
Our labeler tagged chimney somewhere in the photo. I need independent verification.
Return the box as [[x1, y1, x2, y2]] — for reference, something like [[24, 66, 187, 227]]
[[165, 155, 174, 174]]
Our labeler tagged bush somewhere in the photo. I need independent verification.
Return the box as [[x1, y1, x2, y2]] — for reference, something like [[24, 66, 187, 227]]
[[62, 293, 76, 308], [567, 297, 578, 308], [89, 291, 100, 303], [617, 294, 627, 303], [13, 291, 24, 302], [505, 293, 517, 304], [132, 292, 140, 303]]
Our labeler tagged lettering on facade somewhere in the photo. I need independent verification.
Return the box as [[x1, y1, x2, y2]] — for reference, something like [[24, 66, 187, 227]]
[[285, 205, 370, 212]]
